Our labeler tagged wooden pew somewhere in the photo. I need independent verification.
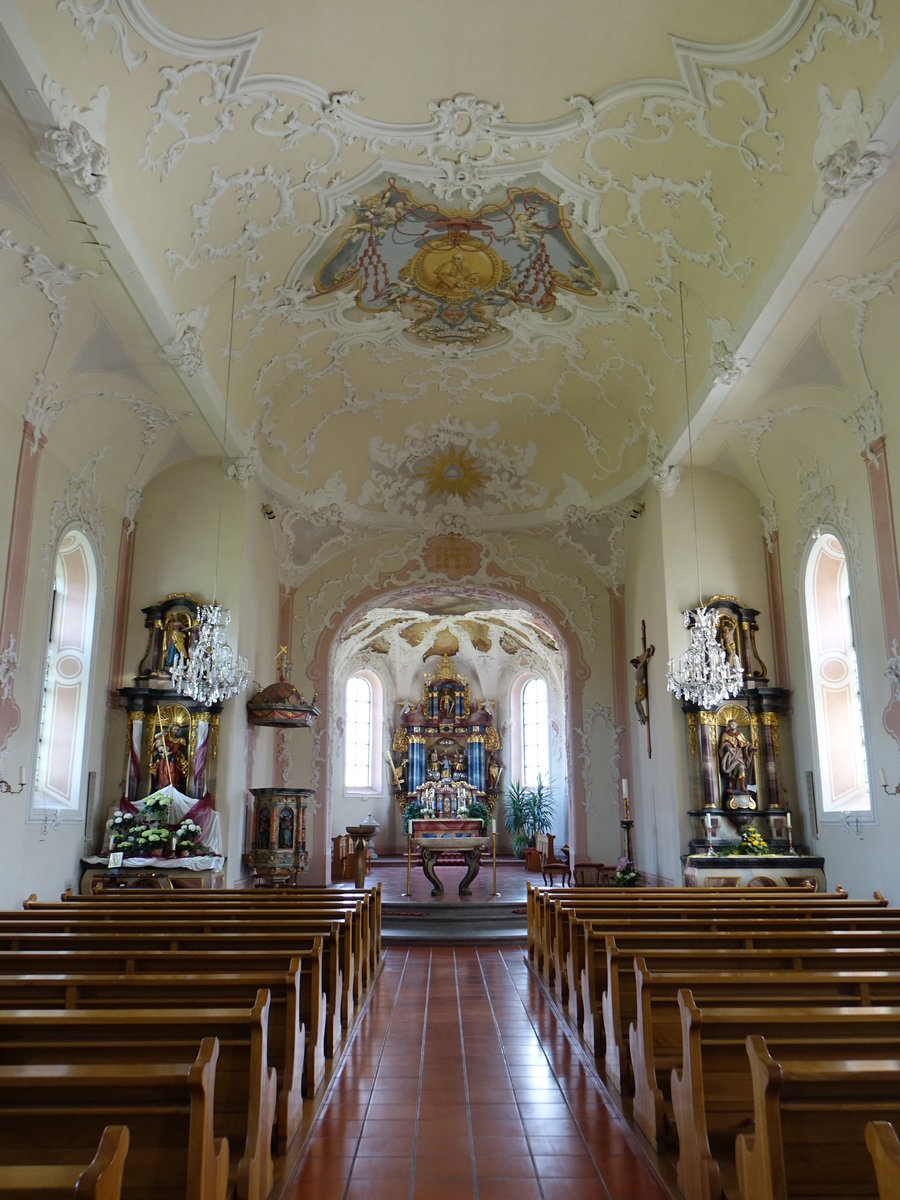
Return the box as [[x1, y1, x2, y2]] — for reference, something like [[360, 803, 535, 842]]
[[36, 885, 383, 986], [0, 955, 315, 1146], [0, 1038, 229, 1200], [0, 998, 274, 1200], [579, 925, 900, 1057], [0, 923, 346, 1057], [671, 998, 900, 1200], [556, 898, 895, 1013], [4, 908, 360, 1025], [735, 1035, 900, 1200], [628, 958, 900, 1149], [866, 1122, 900, 1200], [45, 884, 383, 981], [0, 1124, 129, 1200]]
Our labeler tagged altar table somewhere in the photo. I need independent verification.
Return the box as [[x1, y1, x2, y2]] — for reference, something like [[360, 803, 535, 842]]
[[413, 835, 489, 896]]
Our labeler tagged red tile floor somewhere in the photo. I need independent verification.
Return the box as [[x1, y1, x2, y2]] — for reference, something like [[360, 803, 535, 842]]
[[283, 945, 672, 1200]]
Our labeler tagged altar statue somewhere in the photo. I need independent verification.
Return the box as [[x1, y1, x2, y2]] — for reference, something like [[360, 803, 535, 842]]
[[719, 718, 755, 794]]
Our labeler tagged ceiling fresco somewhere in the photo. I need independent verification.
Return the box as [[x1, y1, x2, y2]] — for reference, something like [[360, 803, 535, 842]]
[[0, 1, 898, 575]]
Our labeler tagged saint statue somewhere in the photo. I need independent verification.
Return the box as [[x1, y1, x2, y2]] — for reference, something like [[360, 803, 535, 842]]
[[719, 718, 756, 795]]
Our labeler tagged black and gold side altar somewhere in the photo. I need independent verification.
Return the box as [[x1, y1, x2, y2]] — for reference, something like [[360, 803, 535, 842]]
[[390, 654, 502, 817], [118, 594, 221, 803], [680, 597, 811, 865]]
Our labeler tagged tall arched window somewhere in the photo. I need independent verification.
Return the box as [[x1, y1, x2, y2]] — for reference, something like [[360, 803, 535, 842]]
[[803, 531, 871, 815], [33, 529, 98, 814], [521, 676, 549, 788], [345, 671, 382, 792]]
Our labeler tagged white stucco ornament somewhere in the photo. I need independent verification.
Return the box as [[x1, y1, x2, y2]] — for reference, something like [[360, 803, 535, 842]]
[[37, 80, 111, 196], [812, 86, 885, 216]]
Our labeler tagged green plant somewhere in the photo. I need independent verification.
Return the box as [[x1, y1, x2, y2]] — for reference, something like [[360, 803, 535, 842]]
[[504, 777, 555, 857], [465, 798, 490, 830], [402, 799, 426, 835]]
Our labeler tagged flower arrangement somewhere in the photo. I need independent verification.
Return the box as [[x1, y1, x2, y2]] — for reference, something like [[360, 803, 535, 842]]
[[615, 855, 640, 886], [141, 792, 172, 822], [174, 818, 208, 857], [725, 826, 770, 856], [134, 826, 169, 856], [107, 811, 137, 854]]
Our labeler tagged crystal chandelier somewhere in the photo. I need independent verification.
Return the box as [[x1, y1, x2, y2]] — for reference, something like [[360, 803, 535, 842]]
[[171, 277, 250, 707], [666, 605, 744, 707], [171, 603, 250, 704], [664, 283, 745, 709]]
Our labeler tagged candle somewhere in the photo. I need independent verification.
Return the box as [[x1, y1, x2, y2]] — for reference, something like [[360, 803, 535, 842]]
[[704, 811, 712, 832], [19, 766, 26, 786], [785, 812, 792, 828], [491, 818, 496, 834], [880, 768, 889, 788], [621, 778, 629, 800]]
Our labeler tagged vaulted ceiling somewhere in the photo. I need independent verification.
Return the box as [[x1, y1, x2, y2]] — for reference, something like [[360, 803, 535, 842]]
[[0, 2, 897, 579]]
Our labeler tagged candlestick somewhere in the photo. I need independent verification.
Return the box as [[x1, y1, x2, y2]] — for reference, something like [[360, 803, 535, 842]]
[[623, 797, 630, 820]]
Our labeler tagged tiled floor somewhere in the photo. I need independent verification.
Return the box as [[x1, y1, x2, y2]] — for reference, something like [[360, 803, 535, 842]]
[[284, 945, 671, 1200]]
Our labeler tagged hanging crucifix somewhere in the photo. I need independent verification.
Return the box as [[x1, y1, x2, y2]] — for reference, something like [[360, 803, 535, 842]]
[[630, 619, 655, 758]]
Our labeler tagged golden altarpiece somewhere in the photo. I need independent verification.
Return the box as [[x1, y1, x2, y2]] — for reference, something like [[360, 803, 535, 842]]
[[681, 597, 825, 889], [390, 655, 502, 818]]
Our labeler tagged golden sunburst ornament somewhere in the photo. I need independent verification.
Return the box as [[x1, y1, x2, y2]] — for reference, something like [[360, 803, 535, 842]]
[[421, 446, 489, 499]]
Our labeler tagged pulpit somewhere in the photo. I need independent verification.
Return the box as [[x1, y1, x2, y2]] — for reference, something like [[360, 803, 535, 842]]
[[248, 788, 311, 886]]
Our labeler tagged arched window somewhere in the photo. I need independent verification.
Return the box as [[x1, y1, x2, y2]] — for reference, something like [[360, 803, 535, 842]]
[[521, 676, 549, 788], [803, 531, 871, 815], [33, 529, 98, 814], [345, 671, 382, 792]]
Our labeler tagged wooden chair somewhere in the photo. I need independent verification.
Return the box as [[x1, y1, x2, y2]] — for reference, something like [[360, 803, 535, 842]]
[[539, 838, 571, 887], [572, 862, 616, 887]]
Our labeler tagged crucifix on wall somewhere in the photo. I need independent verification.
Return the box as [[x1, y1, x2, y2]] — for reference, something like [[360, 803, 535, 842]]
[[630, 619, 655, 758]]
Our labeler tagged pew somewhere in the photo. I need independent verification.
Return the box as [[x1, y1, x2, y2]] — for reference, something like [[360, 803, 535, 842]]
[[866, 1122, 900, 1200], [0, 924, 346, 1057], [0, 998, 274, 1200], [5, 908, 361, 1021], [628, 959, 900, 1149], [0, 955, 315, 1146], [671, 998, 900, 1200], [0, 1124, 129, 1200], [0, 1038, 229, 1200], [735, 1035, 900, 1200], [579, 925, 900, 1057], [35, 886, 383, 986]]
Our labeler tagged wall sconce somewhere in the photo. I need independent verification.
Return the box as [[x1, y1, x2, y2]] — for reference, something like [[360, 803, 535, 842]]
[[0, 766, 26, 795], [879, 769, 899, 796]]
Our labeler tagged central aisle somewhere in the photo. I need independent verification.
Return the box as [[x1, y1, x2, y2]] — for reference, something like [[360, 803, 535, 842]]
[[284, 945, 670, 1200]]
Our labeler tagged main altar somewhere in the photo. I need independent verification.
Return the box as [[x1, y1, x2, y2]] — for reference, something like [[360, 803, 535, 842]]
[[390, 654, 502, 817]]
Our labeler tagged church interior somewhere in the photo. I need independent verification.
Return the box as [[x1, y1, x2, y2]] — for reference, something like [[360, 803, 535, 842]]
[[3, 3, 900, 1197]]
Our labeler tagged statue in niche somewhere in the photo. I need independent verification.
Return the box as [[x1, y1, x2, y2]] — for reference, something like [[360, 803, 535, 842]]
[[278, 807, 295, 850], [439, 689, 455, 718], [256, 806, 271, 850], [719, 718, 756, 796]]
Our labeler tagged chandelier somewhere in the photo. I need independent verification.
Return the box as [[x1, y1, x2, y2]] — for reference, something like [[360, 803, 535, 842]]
[[664, 283, 745, 709], [666, 605, 744, 707], [171, 277, 250, 706], [171, 603, 250, 704]]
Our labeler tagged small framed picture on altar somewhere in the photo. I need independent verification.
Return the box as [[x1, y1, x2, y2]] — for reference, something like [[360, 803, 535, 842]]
[[108, 851, 124, 868]]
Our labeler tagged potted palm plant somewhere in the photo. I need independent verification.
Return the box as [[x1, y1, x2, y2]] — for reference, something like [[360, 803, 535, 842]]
[[504, 777, 555, 865]]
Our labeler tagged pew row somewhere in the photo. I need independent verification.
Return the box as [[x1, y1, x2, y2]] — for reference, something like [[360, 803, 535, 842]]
[[0, 956, 313, 1148], [735, 1034, 900, 1200], [866, 1121, 900, 1200], [0, 1125, 129, 1200], [670, 997, 900, 1200], [0, 1038, 229, 1200], [0, 998, 275, 1200]]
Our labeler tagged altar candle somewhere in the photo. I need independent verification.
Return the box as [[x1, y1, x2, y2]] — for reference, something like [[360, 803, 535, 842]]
[[491, 818, 496, 834], [19, 766, 25, 786], [880, 768, 889, 788], [785, 812, 792, 828], [621, 778, 629, 800], [704, 811, 712, 833]]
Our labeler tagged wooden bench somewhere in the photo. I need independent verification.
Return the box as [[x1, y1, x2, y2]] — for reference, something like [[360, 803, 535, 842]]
[[736, 1035, 900, 1200], [0, 923, 346, 1058], [0, 1124, 129, 1200], [628, 958, 900, 1149], [671, 998, 900, 1200], [866, 1122, 900, 1200], [0, 953, 315, 1145], [0, 1037, 229, 1200], [7, 907, 363, 1020], [579, 924, 900, 1057], [38, 885, 383, 985], [0, 998, 275, 1200]]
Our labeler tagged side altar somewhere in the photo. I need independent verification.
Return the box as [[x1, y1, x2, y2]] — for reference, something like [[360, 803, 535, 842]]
[[390, 654, 502, 817]]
